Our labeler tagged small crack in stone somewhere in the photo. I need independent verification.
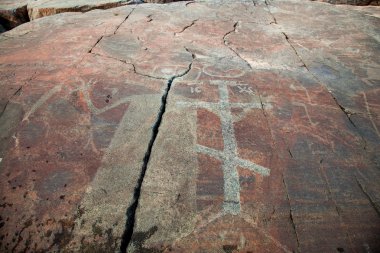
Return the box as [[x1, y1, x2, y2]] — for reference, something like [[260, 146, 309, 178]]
[[90, 52, 166, 80], [0, 86, 23, 119], [281, 31, 369, 150], [174, 19, 198, 36], [223, 21, 252, 70], [88, 7, 136, 53], [265, 0, 277, 24], [355, 177, 380, 217], [0, 71, 37, 119], [282, 175, 301, 252]]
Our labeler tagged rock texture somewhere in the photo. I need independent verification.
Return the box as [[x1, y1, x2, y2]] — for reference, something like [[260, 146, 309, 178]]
[[0, 0, 379, 253], [1, 0, 378, 32], [0, 0, 29, 30], [27, 0, 136, 20], [315, 0, 379, 5], [0, 0, 184, 31]]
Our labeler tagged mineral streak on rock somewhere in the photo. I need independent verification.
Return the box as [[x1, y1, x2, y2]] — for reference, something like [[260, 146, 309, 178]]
[[0, 0, 379, 253]]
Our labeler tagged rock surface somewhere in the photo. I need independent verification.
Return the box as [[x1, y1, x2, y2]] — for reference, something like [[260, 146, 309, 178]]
[[0, 0, 379, 252], [0, 0, 184, 31], [315, 0, 379, 5], [27, 0, 136, 20], [0, 0, 29, 30], [2, 0, 375, 31]]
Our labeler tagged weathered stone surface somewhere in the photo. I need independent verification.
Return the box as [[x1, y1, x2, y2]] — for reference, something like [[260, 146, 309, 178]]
[[0, 0, 379, 253], [144, 0, 185, 3], [0, 0, 29, 30], [0, 5, 168, 252], [314, 0, 379, 6], [27, 0, 135, 20], [0, 0, 185, 32], [127, 1, 380, 253]]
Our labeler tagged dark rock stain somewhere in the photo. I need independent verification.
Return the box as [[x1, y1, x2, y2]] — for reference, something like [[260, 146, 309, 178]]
[[130, 226, 167, 253], [223, 245, 238, 253]]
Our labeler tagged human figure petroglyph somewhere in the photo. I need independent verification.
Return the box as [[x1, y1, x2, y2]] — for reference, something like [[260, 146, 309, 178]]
[[22, 85, 62, 122], [177, 80, 271, 214], [292, 101, 318, 127]]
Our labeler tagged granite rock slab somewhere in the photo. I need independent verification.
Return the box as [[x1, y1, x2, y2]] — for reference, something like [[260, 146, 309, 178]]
[[0, 0, 379, 252]]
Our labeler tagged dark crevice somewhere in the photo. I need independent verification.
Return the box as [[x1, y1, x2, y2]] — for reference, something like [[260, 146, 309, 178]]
[[88, 8, 136, 53], [0, 86, 22, 118], [185, 1, 196, 7], [264, 0, 277, 24], [88, 35, 104, 53], [257, 93, 267, 116], [146, 14, 153, 22], [255, 88, 277, 170], [281, 31, 368, 150], [223, 21, 239, 45], [184, 46, 196, 59], [120, 54, 194, 253], [281, 28, 374, 248], [0, 5, 29, 32], [129, 62, 167, 80], [355, 177, 380, 216], [287, 148, 294, 159], [282, 32, 350, 123], [223, 21, 252, 70], [0, 101, 10, 119], [174, 19, 198, 36], [90, 52, 166, 80], [330, 96, 367, 151], [282, 174, 300, 252], [1, 72, 34, 119], [113, 7, 136, 35], [281, 32, 307, 69], [330, 96, 357, 128]]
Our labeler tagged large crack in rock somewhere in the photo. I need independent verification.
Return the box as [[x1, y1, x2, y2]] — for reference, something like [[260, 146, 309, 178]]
[[120, 55, 194, 253], [0, 1, 29, 30]]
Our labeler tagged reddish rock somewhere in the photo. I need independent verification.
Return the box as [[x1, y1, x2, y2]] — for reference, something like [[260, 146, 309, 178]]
[[27, 0, 135, 20], [0, 0, 186, 32], [0, 0, 379, 253], [128, 1, 380, 253]]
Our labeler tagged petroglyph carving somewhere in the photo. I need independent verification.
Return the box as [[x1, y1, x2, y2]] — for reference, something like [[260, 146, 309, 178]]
[[190, 86, 202, 94], [177, 80, 271, 214], [22, 85, 62, 122], [237, 85, 254, 94], [292, 101, 318, 127]]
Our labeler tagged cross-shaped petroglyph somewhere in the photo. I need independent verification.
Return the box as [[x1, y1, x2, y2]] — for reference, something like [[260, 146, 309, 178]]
[[177, 80, 271, 215]]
